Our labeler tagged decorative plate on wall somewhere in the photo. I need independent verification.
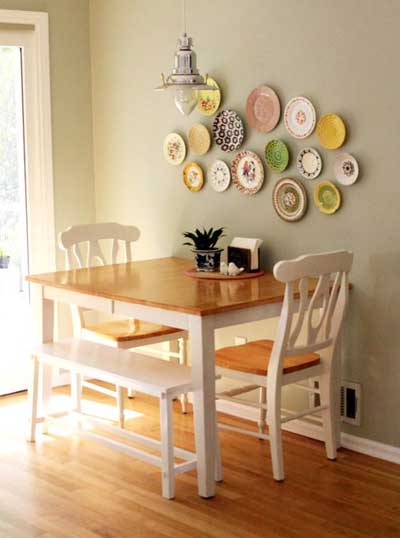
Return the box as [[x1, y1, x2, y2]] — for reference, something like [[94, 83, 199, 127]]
[[163, 133, 186, 165], [314, 181, 341, 214], [188, 123, 211, 155], [334, 152, 359, 185], [212, 109, 244, 152], [265, 139, 289, 172], [231, 150, 264, 195], [272, 177, 308, 222], [297, 147, 322, 179], [183, 162, 204, 192], [246, 85, 281, 132], [284, 96, 316, 139], [197, 76, 221, 116], [317, 113, 346, 149], [208, 160, 231, 192]]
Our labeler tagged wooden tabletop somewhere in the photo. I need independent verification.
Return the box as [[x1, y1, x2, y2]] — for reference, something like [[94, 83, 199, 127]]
[[27, 257, 290, 316]]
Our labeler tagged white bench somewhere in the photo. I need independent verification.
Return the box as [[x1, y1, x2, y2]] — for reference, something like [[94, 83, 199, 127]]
[[27, 339, 208, 499]]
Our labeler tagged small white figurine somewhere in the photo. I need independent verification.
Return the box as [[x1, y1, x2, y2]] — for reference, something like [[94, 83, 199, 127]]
[[228, 262, 245, 276], [220, 262, 228, 275]]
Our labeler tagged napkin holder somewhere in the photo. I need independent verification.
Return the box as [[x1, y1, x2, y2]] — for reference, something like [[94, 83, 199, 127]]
[[227, 238, 263, 273]]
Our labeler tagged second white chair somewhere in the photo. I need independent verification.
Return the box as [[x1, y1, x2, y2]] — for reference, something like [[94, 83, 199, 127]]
[[216, 250, 353, 481], [59, 222, 189, 426]]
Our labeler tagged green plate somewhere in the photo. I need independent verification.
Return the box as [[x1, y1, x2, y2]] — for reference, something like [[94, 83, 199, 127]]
[[265, 139, 289, 172], [313, 181, 341, 214]]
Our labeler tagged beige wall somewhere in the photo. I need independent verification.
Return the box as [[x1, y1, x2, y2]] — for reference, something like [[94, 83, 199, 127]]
[[89, 0, 400, 448], [0, 0, 95, 261]]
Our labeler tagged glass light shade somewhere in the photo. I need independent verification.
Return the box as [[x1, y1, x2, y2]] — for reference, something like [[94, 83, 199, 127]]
[[174, 87, 198, 116]]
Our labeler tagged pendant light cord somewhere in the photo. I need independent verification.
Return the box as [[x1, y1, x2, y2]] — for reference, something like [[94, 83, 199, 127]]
[[182, 0, 187, 35]]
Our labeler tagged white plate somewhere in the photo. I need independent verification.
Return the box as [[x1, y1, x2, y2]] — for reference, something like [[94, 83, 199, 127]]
[[209, 160, 231, 192], [297, 147, 322, 179], [284, 96, 316, 139], [334, 152, 359, 185], [163, 133, 186, 165]]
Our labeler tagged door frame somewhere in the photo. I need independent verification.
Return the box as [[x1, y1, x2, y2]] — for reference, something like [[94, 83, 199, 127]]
[[0, 10, 55, 274]]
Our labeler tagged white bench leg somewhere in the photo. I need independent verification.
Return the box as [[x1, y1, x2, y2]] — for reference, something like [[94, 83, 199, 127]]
[[179, 338, 189, 414], [27, 356, 40, 442], [116, 386, 125, 428], [71, 372, 82, 413], [160, 393, 175, 499]]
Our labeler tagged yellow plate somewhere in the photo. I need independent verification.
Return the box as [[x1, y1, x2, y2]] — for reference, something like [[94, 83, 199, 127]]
[[183, 162, 204, 192], [188, 124, 211, 155], [317, 113, 346, 149], [313, 181, 341, 214], [197, 77, 221, 116]]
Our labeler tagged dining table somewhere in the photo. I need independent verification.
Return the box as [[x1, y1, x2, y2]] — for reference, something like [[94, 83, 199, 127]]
[[26, 256, 342, 498]]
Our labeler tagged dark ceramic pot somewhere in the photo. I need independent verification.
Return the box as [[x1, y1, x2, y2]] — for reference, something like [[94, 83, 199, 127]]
[[194, 248, 223, 272]]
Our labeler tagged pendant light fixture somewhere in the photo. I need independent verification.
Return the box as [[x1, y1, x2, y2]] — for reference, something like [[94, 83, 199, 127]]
[[154, 0, 216, 116]]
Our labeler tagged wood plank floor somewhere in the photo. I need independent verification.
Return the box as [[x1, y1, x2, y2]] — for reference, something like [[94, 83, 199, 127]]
[[0, 385, 399, 538]]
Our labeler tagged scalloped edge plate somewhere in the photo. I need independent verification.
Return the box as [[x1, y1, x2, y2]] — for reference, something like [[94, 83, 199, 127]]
[[231, 150, 264, 195], [265, 139, 289, 172]]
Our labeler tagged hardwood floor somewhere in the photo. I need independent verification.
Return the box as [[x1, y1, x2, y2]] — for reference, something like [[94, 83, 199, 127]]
[[1, 386, 399, 538]]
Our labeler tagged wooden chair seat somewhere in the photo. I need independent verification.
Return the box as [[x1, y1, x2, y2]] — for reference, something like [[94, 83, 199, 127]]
[[83, 319, 181, 343], [216, 339, 320, 376]]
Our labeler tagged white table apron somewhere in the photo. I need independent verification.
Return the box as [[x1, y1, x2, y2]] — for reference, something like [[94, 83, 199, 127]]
[[31, 282, 340, 499]]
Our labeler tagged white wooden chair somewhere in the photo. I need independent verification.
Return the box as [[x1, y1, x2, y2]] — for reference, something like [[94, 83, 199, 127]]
[[58, 223, 189, 426], [215, 250, 353, 481], [27, 339, 204, 499]]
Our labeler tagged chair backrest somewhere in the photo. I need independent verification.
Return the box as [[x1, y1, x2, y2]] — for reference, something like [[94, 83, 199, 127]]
[[59, 222, 140, 269], [269, 250, 353, 379], [58, 223, 141, 333]]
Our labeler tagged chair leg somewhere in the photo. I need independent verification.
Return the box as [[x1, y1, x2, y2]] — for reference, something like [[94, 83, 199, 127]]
[[27, 356, 40, 442], [319, 372, 338, 460], [258, 386, 267, 439], [178, 338, 189, 414], [71, 372, 82, 413], [214, 416, 223, 482], [160, 394, 175, 499], [127, 387, 135, 399], [116, 385, 125, 428], [267, 381, 284, 481]]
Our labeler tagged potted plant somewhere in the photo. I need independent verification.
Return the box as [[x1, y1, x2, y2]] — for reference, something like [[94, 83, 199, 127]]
[[183, 227, 225, 272], [0, 247, 10, 269]]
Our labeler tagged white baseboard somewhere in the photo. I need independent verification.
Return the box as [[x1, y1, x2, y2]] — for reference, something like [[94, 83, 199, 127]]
[[216, 399, 400, 466]]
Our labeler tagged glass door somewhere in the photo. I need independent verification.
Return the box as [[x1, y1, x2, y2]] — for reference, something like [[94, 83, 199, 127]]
[[0, 46, 31, 395]]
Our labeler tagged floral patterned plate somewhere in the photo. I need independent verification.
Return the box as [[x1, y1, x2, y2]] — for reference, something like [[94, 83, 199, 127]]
[[163, 133, 186, 165], [231, 150, 264, 195], [317, 114, 346, 149], [212, 109, 244, 153], [265, 139, 289, 172], [188, 123, 211, 155], [208, 160, 231, 192], [272, 177, 308, 222], [183, 162, 204, 192], [197, 76, 221, 116], [314, 181, 341, 214], [297, 147, 322, 179], [246, 85, 281, 132], [334, 152, 359, 185], [284, 96, 316, 139]]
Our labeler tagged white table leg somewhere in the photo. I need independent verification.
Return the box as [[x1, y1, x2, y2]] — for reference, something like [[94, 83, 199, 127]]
[[189, 314, 216, 498], [31, 283, 54, 416]]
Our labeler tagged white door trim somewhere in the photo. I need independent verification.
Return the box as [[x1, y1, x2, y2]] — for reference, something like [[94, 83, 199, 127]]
[[0, 9, 55, 273]]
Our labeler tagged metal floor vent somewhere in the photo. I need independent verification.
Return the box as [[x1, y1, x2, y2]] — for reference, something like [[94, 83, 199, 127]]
[[340, 381, 361, 426]]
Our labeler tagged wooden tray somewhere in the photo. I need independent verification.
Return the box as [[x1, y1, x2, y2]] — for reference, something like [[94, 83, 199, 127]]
[[184, 268, 265, 280]]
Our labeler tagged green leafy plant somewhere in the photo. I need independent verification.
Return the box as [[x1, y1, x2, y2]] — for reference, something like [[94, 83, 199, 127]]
[[183, 227, 225, 250]]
